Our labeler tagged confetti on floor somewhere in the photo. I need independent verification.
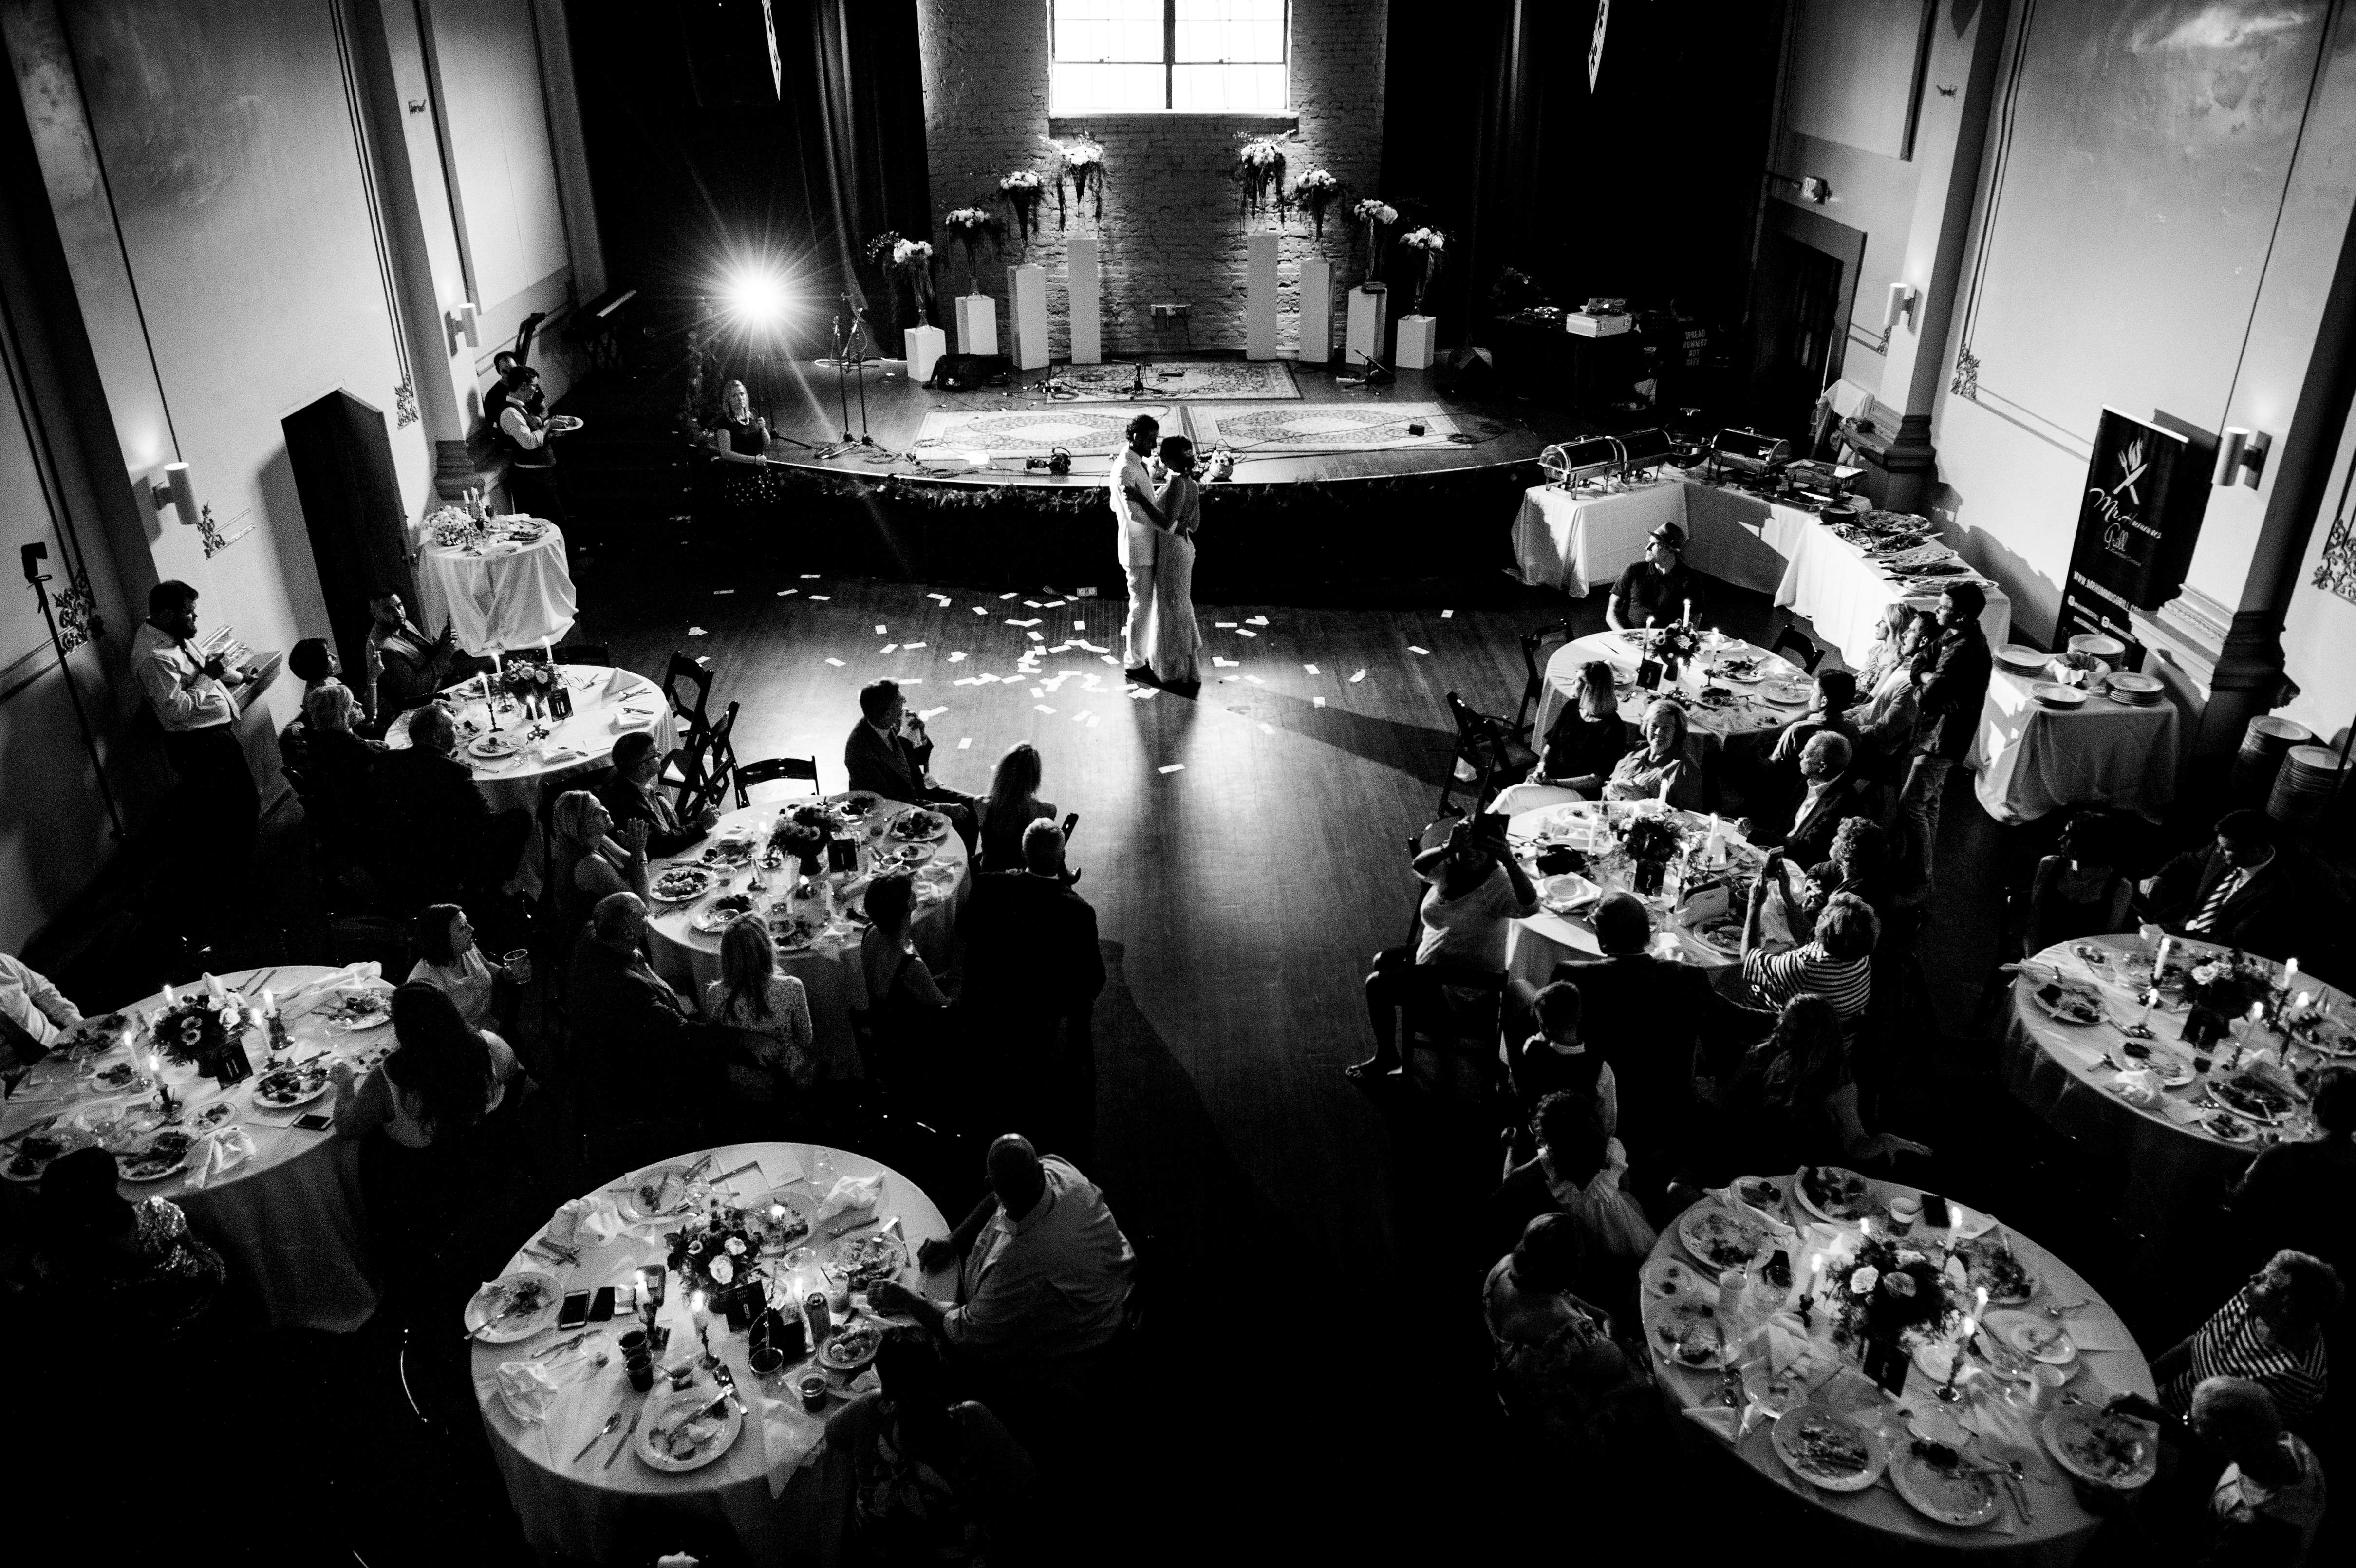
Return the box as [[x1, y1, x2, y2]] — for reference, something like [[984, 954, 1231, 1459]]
[[808, 595, 831, 601], [1313, 696, 1327, 707], [918, 706, 947, 719], [999, 592, 1017, 600], [1237, 629, 1257, 638], [1213, 656, 1239, 668], [1441, 609, 1454, 618], [825, 657, 845, 667], [1304, 664, 1320, 674], [1158, 764, 1185, 774], [958, 737, 972, 748], [777, 589, 797, 597], [687, 626, 708, 635], [1259, 723, 1276, 735], [713, 588, 735, 595], [1215, 622, 1237, 629], [1243, 675, 1265, 685], [801, 573, 821, 579], [875, 624, 888, 634], [1035, 705, 1056, 714], [1246, 615, 1270, 626], [973, 606, 988, 615], [1407, 646, 1429, 655], [904, 641, 926, 649], [1008, 618, 1041, 627], [1350, 669, 1366, 682], [879, 644, 898, 654]]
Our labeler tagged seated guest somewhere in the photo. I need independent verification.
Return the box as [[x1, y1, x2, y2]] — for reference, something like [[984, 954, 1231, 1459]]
[[977, 741, 1058, 875], [2147, 809, 2304, 960], [1, 948, 84, 1051], [1481, 1213, 1657, 1461], [285, 636, 358, 759], [958, 820, 1105, 1142], [2224, 1069, 2356, 1285], [330, 981, 523, 1144], [1488, 1092, 1656, 1294], [567, 892, 715, 1121], [300, 682, 378, 861], [873, 1135, 1135, 1379], [1743, 883, 1877, 1026], [702, 917, 815, 1100], [1711, 995, 1932, 1175], [1606, 521, 1704, 632], [1530, 661, 1630, 800], [406, 903, 529, 1032], [1507, 980, 1615, 1122], [845, 678, 979, 851], [2155, 1251, 2338, 1430], [859, 871, 954, 1097], [1779, 732, 1866, 870], [825, 1331, 1037, 1565], [1847, 611, 1930, 798], [548, 790, 651, 949], [2189, 1377, 2329, 1567], [1805, 817, 1900, 939], [370, 705, 532, 904], [1600, 698, 1703, 810], [1767, 668, 1861, 770], [32, 1146, 225, 1341], [1351, 812, 1537, 1082], [2022, 809, 2138, 955], [364, 589, 457, 719], [597, 730, 719, 858]]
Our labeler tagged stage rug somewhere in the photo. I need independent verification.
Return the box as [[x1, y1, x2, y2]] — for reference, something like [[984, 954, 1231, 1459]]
[[909, 405, 1176, 459], [1049, 360, 1300, 402], [1190, 402, 1465, 453]]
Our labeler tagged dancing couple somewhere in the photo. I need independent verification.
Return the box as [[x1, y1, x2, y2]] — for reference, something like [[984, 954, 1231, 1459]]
[[1108, 413, 1205, 690]]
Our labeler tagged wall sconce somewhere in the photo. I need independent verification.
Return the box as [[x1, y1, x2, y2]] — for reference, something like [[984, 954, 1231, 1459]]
[[2214, 428, 2271, 488], [445, 301, 480, 353], [152, 461, 201, 529], [1883, 283, 1918, 333]]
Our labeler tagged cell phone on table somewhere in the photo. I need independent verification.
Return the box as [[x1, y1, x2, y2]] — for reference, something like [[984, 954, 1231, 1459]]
[[290, 1113, 332, 1133], [588, 1286, 617, 1323], [1061, 812, 1078, 839], [557, 1291, 593, 1330]]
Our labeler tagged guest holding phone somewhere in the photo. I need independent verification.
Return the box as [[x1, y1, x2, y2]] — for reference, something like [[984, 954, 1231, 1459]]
[[1351, 813, 1537, 1083]]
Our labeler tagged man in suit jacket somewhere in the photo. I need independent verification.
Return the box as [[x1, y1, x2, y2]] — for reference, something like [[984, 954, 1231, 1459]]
[[844, 679, 978, 850], [1108, 414, 1164, 680], [598, 730, 718, 859], [959, 820, 1106, 1156], [1782, 731, 1869, 869], [1896, 582, 1994, 893], [2148, 809, 2309, 961], [566, 893, 721, 1130], [369, 705, 531, 904], [365, 590, 457, 721]]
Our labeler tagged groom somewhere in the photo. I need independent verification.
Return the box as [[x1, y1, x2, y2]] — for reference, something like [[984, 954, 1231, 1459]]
[[1109, 413, 1165, 681]]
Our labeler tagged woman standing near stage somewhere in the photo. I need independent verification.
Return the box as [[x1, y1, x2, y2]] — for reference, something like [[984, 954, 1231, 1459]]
[[1145, 436, 1205, 689], [705, 379, 777, 520]]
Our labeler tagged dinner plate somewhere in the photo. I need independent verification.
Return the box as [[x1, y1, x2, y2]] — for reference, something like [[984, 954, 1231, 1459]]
[[321, 991, 393, 1031], [889, 807, 949, 843], [1676, 1203, 1770, 1272], [747, 1188, 816, 1253], [829, 1229, 911, 1292], [1791, 1164, 1875, 1225], [466, 1272, 561, 1343], [1995, 644, 2047, 673], [0, 1125, 95, 1183], [2205, 1111, 2258, 1144], [1889, 1441, 2001, 1528], [2210, 1073, 2298, 1124], [1641, 1292, 1732, 1369], [2041, 1403, 2158, 1490], [187, 1101, 239, 1133], [1953, 1237, 2036, 1305], [1983, 1308, 2076, 1365], [877, 841, 935, 870], [1728, 1176, 1788, 1225], [691, 896, 760, 934], [637, 1383, 744, 1473], [650, 866, 716, 905], [546, 415, 585, 433], [252, 1064, 333, 1110], [1639, 1256, 1714, 1301], [1536, 871, 1599, 915], [1689, 917, 1745, 958], [117, 1130, 200, 1182], [819, 1318, 886, 1371], [2029, 982, 2103, 1027], [1772, 1403, 1890, 1492], [770, 916, 825, 953], [84, 1060, 154, 1094], [467, 735, 524, 760], [700, 840, 758, 870], [1759, 680, 1811, 707], [2031, 681, 2089, 709], [617, 1162, 698, 1222]]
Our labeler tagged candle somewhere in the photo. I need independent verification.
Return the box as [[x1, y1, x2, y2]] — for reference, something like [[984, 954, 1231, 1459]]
[[262, 989, 276, 1017], [2138, 987, 2158, 1028], [2153, 936, 2171, 975], [1683, 598, 1692, 626], [162, 983, 176, 1006]]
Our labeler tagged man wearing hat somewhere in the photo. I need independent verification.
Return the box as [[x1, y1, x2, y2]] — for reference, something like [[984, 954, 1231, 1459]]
[[1607, 521, 1706, 631]]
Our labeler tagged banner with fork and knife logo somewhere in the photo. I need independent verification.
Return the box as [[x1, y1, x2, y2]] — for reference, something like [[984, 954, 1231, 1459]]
[[2057, 409, 2209, 667]]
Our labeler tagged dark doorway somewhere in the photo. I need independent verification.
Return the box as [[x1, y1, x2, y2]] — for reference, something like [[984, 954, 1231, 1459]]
[[1751, 233, 1845, 436], [283, 391, 414, 683]]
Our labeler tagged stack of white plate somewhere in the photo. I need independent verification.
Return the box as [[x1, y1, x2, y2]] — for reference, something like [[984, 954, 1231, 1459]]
[[2233, 715, 2314, 805], [2067, 633, 2127, 663], [2268, 745, 2344, 833], [2103, 671, 2164, 706], [1996, 643, 2047, 674], [2030, 681, 2090, 710]]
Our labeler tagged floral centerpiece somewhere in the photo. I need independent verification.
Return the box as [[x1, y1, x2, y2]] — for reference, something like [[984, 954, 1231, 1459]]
[[1652, 621, 1702, 662], [1290, 168, 1341, 236], [2183, 952, 2275, 1048], [1352, 197, 1397, 284], [864, 232, 937, 327], [499, 659, 557, 716], [1046, 135, 1104, 228], [426, 504, 480, 548], [773, 803, 830, 872], [941, 206, 1000, 291], [1233, 131, 1290, 217], [998, 168, 1045, 242], [1620, 810, 1684, 896], [150, 991, 250, 1083], [666, 1205, 763, 1329], [1399, 226, 1445, 314], [1824, 1233, 1959, 1352]]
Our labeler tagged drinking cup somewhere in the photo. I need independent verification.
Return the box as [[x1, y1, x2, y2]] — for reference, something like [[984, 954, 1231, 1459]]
[[503, 950, 534, 986], [618, 1330, 648, 1358], [747, 1345, 785, 1379], [1888, 1195, 1923, 1229], [625, 1356, 654, 1393], [2027, 1363, 2068, 1409], [797, 1371, 831, 1412], [668, 1363, 695, 1391]]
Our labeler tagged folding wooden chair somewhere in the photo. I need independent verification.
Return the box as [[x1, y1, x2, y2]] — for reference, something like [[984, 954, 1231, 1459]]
[[1773, 625, 1823, 673], [1440, 691, 1534, 816], [552, 641, 611, 666], [735, 755, 822, 806], [661, 700, 738, 820], [664, 651, 717, 737], [1512, 617, 1577, 742]]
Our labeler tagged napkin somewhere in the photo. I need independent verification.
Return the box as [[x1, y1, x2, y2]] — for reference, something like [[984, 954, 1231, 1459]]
[[2065, 1318, 2138, 1354], [2158, 1099, 2205, 1126], [185, 1127, 256, 1189], [1754, 1316, 1812, 1375], [495, 1360, 566, 1425], [547, 1195, 627, 1250], [609, 712, 655, 734], [2109, 1068, 2166, 1108], [541, 747, 585, 766], [278, 963, 385, 1019], [603, 669, 633, 699], [814, 1173, 883, 1233], [1682, 1404, 1744, 1442]]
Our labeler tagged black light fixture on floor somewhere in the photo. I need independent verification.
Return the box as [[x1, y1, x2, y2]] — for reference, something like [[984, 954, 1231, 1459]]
[[20, 540, 124, 839]]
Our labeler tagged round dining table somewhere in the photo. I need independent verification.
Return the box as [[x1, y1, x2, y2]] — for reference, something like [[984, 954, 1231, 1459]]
[[384, 664, 677, 816], [2001, 933, 2341, 1242], [641, 794, 972, 1081], [1530, 628, 1814, 756], [412, 515, 578, 656], [471, 1139, 954, 1568], [1650, 1171, 2154, 1565], [0, 963, 391, 1331]]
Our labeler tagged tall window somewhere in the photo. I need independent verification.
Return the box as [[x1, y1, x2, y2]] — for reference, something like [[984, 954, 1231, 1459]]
[[1050, 0, 1290, 113]]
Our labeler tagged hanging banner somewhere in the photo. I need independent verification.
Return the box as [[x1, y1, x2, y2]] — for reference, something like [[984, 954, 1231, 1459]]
[[2056, 408, 2208, 667], [1589, 1, 1611, 92]]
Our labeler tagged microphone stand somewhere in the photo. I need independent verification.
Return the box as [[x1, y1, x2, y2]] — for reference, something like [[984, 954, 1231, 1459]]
[[849, 311, 875, 448], [1338, 349, 1394, 390]]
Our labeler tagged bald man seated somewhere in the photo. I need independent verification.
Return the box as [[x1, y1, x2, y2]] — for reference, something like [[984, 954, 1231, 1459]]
[[873, 1134, 1134, 1371], [370, 704, 532, 903]]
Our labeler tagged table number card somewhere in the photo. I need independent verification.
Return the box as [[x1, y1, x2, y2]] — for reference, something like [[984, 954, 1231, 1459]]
[[1860, 1335, 1910, 1397]]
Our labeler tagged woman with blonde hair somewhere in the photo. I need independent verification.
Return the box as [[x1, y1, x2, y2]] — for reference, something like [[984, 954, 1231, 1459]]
[[705, 918, 816, 1100], [706, 378, 776, 516], [1600, 698, 1702, 809], [978, 742, 1055, 874], [548, 789, 648, 946], [1494, 661, 1632, 817]]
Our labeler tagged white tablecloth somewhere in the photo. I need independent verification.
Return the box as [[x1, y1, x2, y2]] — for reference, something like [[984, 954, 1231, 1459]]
[[473, 1140, 954, 1568], [384, 666, 677, 817], [0, 964, 387, 1330], [1651, 1172, 2153, 1566], [1530, 630, 1811, 750], [1510, 480, 1691, 596], [641, 796, 971, 1080], [1500, 803, 1755, 995], [1971, 672, 2181, 825], [414, 519, 577, 656]]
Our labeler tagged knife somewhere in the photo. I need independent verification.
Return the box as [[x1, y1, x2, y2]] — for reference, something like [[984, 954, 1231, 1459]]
[[532, 1330, 594, 1360], [603, 1405, 643, 1469]]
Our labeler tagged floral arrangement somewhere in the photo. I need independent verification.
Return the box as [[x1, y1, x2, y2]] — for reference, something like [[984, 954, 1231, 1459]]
[[1352, 198, 1398, 283], [666, 1207, 761, 1318], [1825, 1234, 1958, 1349], [152, 993, 237, 1067], [774, 803, 830, 868], [498, 660, 556, 702], [1233, 132, 1291, 217], [941, 206, 1001, 290], [2183, 953, 2276, 1047], [998, 168, 1045, 241], [426, 504, 479, 548], [1045, 135, 1105, 228], [1399, 226, 1446, 313], [1290, 168, 1341, 235], [1619, 812, 1685, 864], [866, 232, 937, 325]]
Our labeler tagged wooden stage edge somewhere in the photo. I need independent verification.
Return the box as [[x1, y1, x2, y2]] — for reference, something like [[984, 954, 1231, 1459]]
[[756, 353, 1571, 491]]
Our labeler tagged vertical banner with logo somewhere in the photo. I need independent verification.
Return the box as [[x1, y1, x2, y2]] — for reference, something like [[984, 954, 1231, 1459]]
[[2056, 409, 2208, 667]]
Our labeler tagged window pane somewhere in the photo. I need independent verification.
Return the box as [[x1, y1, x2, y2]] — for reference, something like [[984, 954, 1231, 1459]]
[[1175, 0, 1287, 62], [1054, 0, 1163, 61], [1052, 61, 1168, 111], [1171, 61, 1288, 111]]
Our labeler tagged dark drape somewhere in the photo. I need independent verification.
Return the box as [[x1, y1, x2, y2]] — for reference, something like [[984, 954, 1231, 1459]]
[[1381, 0, 1785, 341], [564, 0, 931, 364]]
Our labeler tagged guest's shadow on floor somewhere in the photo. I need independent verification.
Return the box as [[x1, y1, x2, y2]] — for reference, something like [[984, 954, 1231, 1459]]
[[1161, 687, 1458, 791]]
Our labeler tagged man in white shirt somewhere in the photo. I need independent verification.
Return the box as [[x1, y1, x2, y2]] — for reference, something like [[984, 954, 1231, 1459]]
[[1106, 414, 1165, 681], [494, 363, 569, 524], [132, 580, 260, 876], [0, 951, 83, 1055]]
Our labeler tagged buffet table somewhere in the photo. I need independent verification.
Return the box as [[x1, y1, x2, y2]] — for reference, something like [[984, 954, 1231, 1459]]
[[1510, 479, 1690, 597], [413, 516, 577, 656], [2001, 934, 2340, 1241], [1650, 1171, 2154, 1564], [1970, 670, 2181, 826], [0, 964, 389, 1330], [470, 1140, 953, 1567]]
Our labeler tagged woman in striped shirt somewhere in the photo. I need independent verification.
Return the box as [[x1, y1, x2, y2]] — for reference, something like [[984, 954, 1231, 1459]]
[[2157, 1251, 2339, 1429], [1741, 882, 1877, 1022]]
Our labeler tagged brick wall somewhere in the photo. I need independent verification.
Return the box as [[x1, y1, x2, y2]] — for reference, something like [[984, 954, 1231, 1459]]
[[915, 0, 1387, 358]]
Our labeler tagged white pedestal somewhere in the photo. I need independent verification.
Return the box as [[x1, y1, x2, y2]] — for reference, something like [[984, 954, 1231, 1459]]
[[1006, 263, 1049, 370], [1067, 236, 1101, 365], [1345, 285, 1389, 372], [1395, 313, 1437, 370], [954, 293, 997, 358], [1245, 232, 1280, 360], [1297, 257, 1334, 363], [905, 323, 947, 383]]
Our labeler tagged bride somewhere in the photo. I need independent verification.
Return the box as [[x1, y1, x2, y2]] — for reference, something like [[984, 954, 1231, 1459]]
[[1142, 436, 1205, 688]]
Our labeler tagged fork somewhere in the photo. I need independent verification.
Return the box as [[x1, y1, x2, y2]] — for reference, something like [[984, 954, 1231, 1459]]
[[571, 1408, 624, 1462], [2041, 1297, 2090, 1320]]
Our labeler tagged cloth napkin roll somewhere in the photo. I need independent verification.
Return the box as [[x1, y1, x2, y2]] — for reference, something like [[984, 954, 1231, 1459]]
[[604, 669, 633, 699], [2110, 1068, 2166, 1108], [547, 1195, 627, 1251], [185, 1127, 257, 1189], [814, 1173, 883, 1233]]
